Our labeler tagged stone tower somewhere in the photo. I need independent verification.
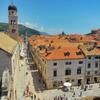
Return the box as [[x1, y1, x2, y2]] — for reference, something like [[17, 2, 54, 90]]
[[8, 4, 18, 37]]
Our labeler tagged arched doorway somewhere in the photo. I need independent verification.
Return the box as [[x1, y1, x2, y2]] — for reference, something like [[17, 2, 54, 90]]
[[78, 79, 82, 86]]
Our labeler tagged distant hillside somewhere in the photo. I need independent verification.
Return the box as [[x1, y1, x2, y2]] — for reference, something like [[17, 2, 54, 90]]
[[0, 22, 40, 36], [40, 32, 49, 35]]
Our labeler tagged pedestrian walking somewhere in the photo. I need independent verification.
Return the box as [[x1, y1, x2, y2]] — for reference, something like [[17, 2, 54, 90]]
[[31, 95, 33, 100], [74, 98, 76, 100], [72, 91, 75, 97], [81, 84, 84, 90], [79, 91, 82, 97], [99, 84, 100, 88], [58, 96, 60, 100], [54, 96, 57, 100], [89, 85, 92, 90], [66, 97, 68, 100], [60, 96, 63, 100]]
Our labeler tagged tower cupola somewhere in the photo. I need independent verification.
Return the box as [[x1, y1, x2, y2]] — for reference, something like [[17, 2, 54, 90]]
[[8, 5, 17, 11]]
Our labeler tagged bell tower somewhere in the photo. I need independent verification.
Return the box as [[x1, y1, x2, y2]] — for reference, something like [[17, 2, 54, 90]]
[[8, 2, 18, 37]]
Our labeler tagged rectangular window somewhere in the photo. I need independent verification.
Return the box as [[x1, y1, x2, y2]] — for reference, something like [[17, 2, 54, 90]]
[[95, 56, 99, 59], [64, 52, 70, 56], [88, 56, 91, 59], [79, 61, 83, 64], [53, 62, 57, 66], [95, 71, 98, 74], [69, 62, 71, 65], [87, 71, 90, 75], [65, 62, 71, 65], [95, 63, 98, 68], [77, 68, 81, 74], [88, 63, 91, 68], [65, 69, 71, 75], [76, 51, 82, 55], [53, 70, 57, 77]]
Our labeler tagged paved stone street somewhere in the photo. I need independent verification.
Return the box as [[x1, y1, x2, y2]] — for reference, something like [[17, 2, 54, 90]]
[[16, 59, 26, 100], [13, 43, 27, 100], [31, 73, 100, 100]]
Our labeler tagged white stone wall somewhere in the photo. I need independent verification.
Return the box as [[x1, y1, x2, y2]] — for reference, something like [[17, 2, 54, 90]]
[[46, 59, 86, 87], [85, 55, 100, 83], [86, 56, 100, 75], [11, 44, 19, 77]]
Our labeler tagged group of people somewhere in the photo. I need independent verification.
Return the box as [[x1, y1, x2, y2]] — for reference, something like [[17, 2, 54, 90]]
[[23, 85, 33, 97], [53, 95, 68, 100]]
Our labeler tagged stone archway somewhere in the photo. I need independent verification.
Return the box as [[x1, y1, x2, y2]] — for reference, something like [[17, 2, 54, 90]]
[[78, 79, 82, 86]]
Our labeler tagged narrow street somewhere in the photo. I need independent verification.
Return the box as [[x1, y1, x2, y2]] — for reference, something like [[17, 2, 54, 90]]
[[15, 42, 34, 100], [14, 43, 27, 100], [16, 59, 26, 100]]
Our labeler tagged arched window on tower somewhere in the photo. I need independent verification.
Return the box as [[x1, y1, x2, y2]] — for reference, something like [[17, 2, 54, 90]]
[[12, 11, 14, 14], [10, 20, 12, 24], [11, 20, 14, 24], [12, 29, 16, 33], [13, 20, 16, 24]]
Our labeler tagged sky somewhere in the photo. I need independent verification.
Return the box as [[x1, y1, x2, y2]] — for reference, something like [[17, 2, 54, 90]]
[[1, 0, 100, 34]]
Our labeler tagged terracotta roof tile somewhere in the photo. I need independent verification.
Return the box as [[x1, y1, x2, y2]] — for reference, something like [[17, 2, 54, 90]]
[[80, 45, 100, 56], [42, 46, 85, 60]]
